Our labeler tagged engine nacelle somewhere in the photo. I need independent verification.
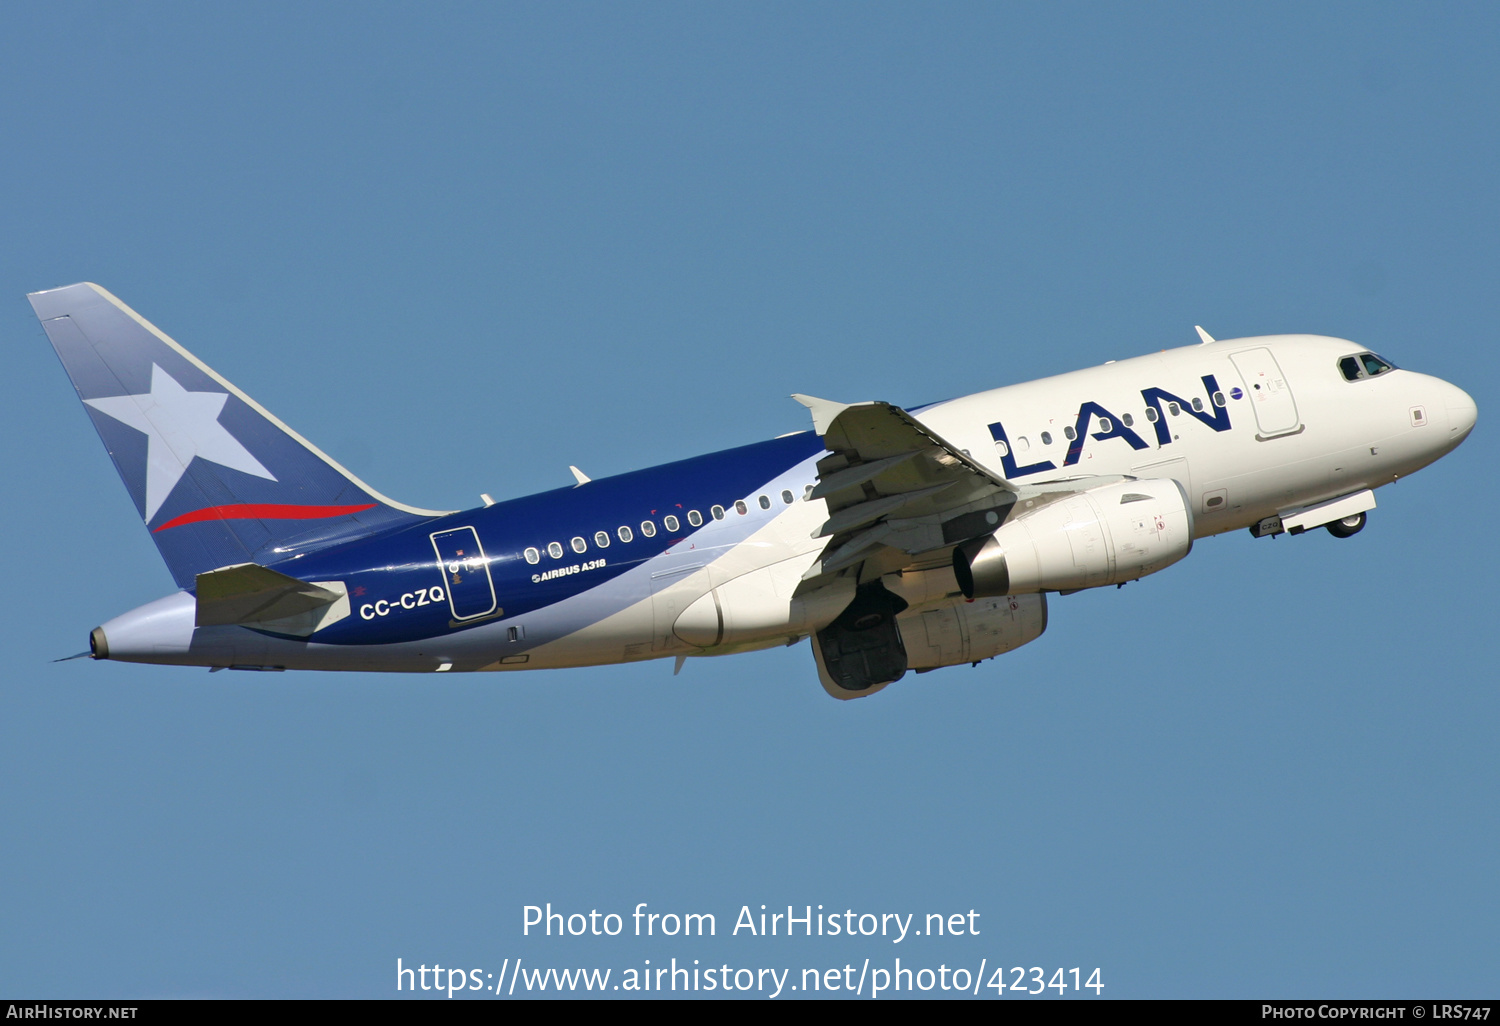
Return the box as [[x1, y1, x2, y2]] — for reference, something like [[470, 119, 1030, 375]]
[[954, 478, 1193, 597], [899, 592, 1048, 670]]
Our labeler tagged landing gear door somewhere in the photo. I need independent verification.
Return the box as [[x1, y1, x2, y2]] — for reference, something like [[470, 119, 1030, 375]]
[[1230, 348, 1301, 437], [430, 526, 498, 621]]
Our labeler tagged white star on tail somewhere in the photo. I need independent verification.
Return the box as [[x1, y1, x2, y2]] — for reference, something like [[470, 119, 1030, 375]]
[[85, 364, 276, 522]]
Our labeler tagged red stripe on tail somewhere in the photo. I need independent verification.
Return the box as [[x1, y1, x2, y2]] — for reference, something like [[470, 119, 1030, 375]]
[[153, 503, 378, 533]]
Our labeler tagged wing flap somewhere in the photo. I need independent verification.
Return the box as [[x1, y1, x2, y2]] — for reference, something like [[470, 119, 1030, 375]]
[[792, 396, 1019, 587], [809, 450, 923, 500], [814, 482, 958, 538], [809, 399, 1012, 489]]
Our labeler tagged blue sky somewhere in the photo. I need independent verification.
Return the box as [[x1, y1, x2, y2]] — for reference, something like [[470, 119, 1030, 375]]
[[2, 2, 1495, 998]]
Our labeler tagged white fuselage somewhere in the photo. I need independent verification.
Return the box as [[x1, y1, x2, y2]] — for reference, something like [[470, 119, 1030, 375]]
[[925, 334, 1470, 534]]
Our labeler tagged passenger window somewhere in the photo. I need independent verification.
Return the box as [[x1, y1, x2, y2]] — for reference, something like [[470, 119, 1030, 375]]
[[803, 484, 814, 500], [994, 439, 1010, 457], [1168, 402, 1181, 416], [593, 530, 610, 548], [1097, 417, 1112, 433], [571, 537, 587, 554], [711, 505, 725, 520], [687, 510, 703, 527], [1016, 436, 1030, 451], [758, 494, 771, 510], [524, 547, 540, 564], [1040, 431, 1053, 445], [663, 515, 680, 532], [1063, 426, 1077, 441], [547, 541, 564, 559], [781, 489, 794, 504], [1121, 413, 1133, 427], [640, 520, 656, 538], [617, 525, 633, 543], [735, 500, 748, 515], [1213, 391, 1226, 407], [1191, 397, 1204, 412], [1145, 407, 1159, 423]]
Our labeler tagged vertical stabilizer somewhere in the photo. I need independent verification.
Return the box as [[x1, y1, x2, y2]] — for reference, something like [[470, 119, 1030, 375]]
[[30, 283, 448, 588]]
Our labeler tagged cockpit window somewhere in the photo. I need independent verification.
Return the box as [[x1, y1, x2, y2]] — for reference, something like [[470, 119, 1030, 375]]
[[1340, 352, 1398, 382]]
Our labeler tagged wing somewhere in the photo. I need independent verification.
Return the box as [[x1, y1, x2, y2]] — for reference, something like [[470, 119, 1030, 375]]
[[791, 394, 1126, 588]]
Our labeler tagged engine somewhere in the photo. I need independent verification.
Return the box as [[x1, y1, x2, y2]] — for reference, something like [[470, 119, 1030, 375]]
[[954, 478, 1193, 597], [812, 582, 1049, 699], [899, 592, 1048, 670]]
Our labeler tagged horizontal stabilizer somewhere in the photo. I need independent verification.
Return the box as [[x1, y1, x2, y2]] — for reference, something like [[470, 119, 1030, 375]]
[[195, 562, 344, 631]]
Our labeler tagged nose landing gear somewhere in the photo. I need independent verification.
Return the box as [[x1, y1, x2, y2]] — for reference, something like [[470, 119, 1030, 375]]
[[1326, 511, 1367, 538]]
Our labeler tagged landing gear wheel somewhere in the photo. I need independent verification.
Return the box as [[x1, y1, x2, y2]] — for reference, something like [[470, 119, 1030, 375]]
[[1326, 511, 1366, 538]]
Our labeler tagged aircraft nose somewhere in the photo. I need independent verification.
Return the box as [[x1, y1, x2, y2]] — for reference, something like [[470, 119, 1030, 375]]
[[1444, 382, 1477, 442]]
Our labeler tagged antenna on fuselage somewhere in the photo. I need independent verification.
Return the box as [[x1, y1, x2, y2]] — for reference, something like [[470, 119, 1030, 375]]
[[1195, 325, 1215, 345]]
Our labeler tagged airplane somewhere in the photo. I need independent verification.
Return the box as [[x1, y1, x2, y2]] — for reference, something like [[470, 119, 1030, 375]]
[[31, 283, 1477, 699]]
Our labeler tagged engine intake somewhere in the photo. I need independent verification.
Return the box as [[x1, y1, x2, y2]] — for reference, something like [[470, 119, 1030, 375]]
[[954, 478, 1193, 597]]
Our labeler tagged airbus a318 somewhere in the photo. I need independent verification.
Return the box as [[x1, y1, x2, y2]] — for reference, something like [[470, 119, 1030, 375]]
[[32, 284, 1476, 698]]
